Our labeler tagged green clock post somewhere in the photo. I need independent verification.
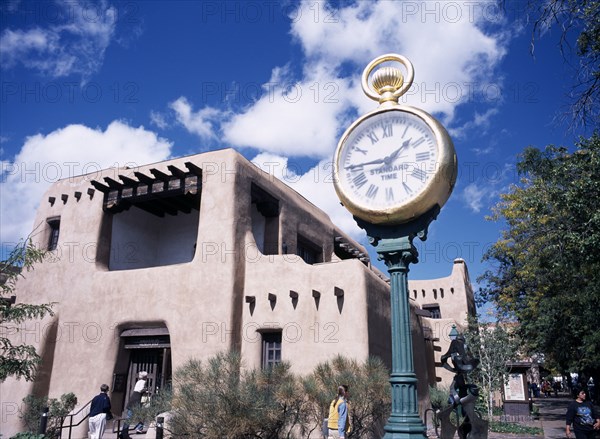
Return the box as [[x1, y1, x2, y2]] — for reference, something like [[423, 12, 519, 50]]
[[333, 54, 458, 439]]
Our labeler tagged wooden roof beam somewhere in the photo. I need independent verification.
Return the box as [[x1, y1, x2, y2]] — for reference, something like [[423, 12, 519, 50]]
[[167, 165, 187, 179], [134, 171, 154, 184]]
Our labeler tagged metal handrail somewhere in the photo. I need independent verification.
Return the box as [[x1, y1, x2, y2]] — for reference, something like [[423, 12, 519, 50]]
[[54, 399, 92, 439]]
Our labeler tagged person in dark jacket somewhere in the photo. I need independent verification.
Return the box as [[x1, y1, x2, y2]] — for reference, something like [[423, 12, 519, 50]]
[[89, 384, 112, 439], [566, 388, 600, 439]]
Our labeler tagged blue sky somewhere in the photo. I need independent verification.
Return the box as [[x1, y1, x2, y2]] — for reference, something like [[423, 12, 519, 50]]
[[0, 0, 590, 299]]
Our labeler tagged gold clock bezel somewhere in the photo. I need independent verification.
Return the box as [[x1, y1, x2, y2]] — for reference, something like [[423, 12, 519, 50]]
[[333, 105, 457, 225]]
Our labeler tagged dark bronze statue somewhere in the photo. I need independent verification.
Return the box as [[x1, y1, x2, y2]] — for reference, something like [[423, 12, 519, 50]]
[[438, 334, 488, 439]]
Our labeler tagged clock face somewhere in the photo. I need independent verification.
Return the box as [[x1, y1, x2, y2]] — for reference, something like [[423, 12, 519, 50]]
[[334, 107, 456, 224]]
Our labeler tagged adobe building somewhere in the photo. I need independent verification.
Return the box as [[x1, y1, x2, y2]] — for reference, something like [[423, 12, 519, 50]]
[[0, 149, 474, 437]]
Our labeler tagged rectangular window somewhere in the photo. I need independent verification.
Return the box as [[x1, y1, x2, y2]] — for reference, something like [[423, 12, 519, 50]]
[[261, 332, 282, 369], [296, 235, 322, 265], [423, 305, 441, 319], [47, 217, 60, 251]]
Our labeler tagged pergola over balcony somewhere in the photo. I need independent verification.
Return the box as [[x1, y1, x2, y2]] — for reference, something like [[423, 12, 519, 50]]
[[90, 162, 202, 217]]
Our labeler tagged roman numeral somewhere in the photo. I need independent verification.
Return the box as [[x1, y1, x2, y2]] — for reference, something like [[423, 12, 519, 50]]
[[402, 125, 409, 138], [352, 172, 367, 189], [382, 123, 393, 138], [366, 184, 378, 199], [416, 152, 430, 161], [386, 187, 394, 202], [402, 182, 413, 195], [367, 130, 379, 145], [411, 168, 427, 181]]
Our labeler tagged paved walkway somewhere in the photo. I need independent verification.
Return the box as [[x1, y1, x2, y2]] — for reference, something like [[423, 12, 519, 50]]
[[536, 396, 570, 438], [433, 395, 600, 439]]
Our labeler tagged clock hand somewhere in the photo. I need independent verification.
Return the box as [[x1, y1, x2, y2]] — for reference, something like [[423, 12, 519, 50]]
[[346, 138, 412, 170], [345, 157, 386, 170], [383, 138, 412, 165]]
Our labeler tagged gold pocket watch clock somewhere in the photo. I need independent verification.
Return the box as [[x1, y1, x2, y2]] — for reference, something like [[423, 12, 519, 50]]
[[333, 54, 457, 225]]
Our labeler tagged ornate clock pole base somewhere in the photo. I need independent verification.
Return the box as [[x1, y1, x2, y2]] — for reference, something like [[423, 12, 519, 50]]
[[356, 206, 440, 439]]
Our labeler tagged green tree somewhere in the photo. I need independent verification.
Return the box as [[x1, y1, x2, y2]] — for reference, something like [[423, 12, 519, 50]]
[[519, 0, 600, 125], [478, 134, 600, 377], [1, 239, 55, 382], [465, 320, 519, 419]]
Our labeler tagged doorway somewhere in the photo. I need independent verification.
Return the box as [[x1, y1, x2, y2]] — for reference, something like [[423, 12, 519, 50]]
[[120, 327, 172, 410]]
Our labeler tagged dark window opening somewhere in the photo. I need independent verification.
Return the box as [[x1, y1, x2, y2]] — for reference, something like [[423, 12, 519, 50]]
[[47, 217, 60, 251], [91, 163, 202, 270], [261, 331, 282, 369], [251, 183, 279, 255], [423, 305, 442, 319], [297, 234, 322, 265]]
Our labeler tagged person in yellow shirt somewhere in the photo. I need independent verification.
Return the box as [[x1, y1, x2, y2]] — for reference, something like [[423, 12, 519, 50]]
[[327, 385, 351, 438]]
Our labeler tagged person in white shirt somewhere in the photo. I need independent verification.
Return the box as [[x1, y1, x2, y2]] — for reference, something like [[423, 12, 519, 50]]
[[120, 371, 148, 438]]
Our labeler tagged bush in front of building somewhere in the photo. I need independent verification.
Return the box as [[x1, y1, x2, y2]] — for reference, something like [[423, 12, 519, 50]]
[[167, 352, 390, 438], [428, 385, 451, 411], [302, 355, 391, 438], [169, 351, 304, 438], [19, 392, 77, 437]]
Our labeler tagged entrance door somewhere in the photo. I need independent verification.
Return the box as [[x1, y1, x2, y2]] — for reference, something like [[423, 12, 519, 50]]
[[121, 326, 172, 411], [124, 348, 172, 407]]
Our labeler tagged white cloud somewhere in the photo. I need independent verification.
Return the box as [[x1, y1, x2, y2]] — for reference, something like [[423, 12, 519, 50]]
[[289, 0, 506, 118], [0, 1, 117, 80], [450, 108, 500, 138], [175, 1, 506, 159], [150, 111, 169, 130], [223, 73, 353, 157], [462, 183, 490, 213], [471, 146, 494, 156], [0, 121, 172, 244], [169, 97, 222, 140]]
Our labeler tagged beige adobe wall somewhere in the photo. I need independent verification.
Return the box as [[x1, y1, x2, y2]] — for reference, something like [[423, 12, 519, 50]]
[[232, 154, 383, 374], [241, 257, 371, 372], [409, 258, 475, 325], [410, 259, 477, 390]]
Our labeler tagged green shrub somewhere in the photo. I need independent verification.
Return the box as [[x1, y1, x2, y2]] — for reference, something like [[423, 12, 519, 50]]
[[20, 393, 77, 438], [168, 352, 390, 438], [428, 385, 450, 410], [169, 351, 304, 438], [302, 355, 390, 438]]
